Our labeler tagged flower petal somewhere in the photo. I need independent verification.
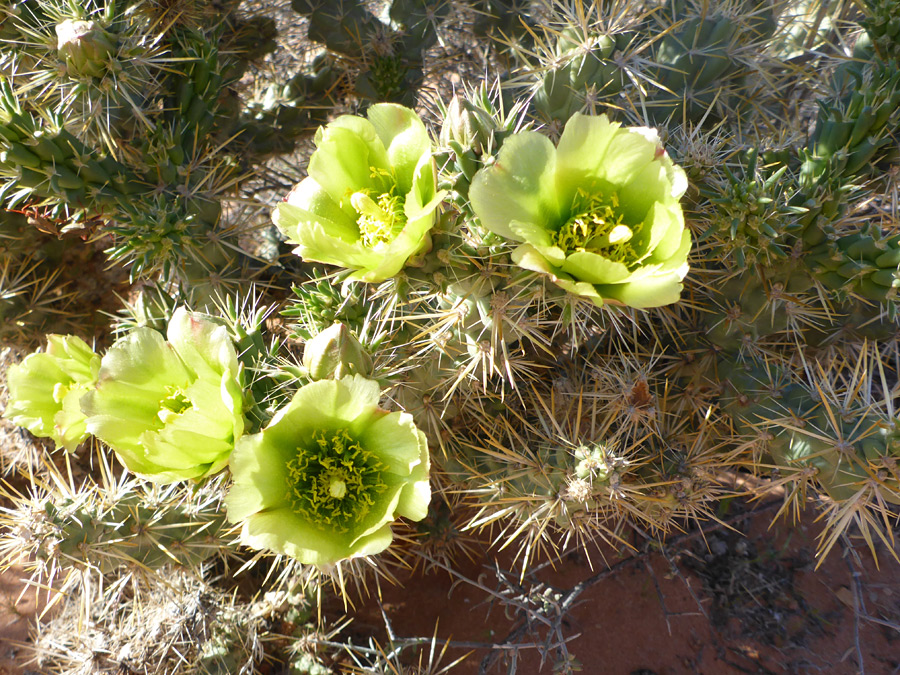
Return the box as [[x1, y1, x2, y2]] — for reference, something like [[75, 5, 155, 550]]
[[262, 376, 381, 450], [631, 201, 671, 260], [96, 327, 190, 392], [5, 354, 70, 438], [288, 217, 383, 271], [141, 418, 233, 471], [358, 411, 424, 476], [240, 507, 359, 566], [278, 178, 359, 238], [600, 126, 660, 186], [351, 483, 403, 541], [394, 429, 430, 522], [404, 155, 442, 222], [509, 219, 556, 249], [617, 161, 671, 223], [554, 113, 619, 200], [511, 243, 559, 276], [651, 229, 692, 273], [550, 277, 607, 306], [561, 251, 631, 284], [595, 271, 686, 308], [367, 103, 432, 193], [309, 123, 388, 200], [167, 309, 238, 384], [469, 132, 561, 240], [55, 386, 91, 451], [225, 432, 293, 522], [45, 334, 99, 383]]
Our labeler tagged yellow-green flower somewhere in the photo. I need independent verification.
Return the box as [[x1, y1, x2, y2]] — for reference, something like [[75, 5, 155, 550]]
[[469, 113, 691, 308], [272, 103, 445, 282], [81, 308, 245, 483], [4, 335, 99, 452], [225, 375, 430, 567]]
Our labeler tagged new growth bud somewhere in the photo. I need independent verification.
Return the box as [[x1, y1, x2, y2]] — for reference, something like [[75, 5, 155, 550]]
[[55, 19, 116, 80]]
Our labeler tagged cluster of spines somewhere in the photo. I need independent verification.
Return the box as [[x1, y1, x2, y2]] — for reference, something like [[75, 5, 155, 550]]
[[0, 2, 290, 293], [3, 0, 900, 671], [290, 0, 454, 106], [27, 561, 334, 674], [507, 0, 783, 129], [0, 468, 228, 579]]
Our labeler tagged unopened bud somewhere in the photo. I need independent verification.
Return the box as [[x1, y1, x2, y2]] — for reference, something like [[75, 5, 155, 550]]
[[303, 323, 373, 381], [440, 96, 497, 155]]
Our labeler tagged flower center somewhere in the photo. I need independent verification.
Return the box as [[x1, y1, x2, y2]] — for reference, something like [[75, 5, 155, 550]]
[[554, 189, 636, 263], [158, 386, 192, 424], [351, 168, 407, 247], [285, 428, 388, 533]]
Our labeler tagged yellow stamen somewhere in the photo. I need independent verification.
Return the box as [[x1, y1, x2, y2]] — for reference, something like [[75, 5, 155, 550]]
[[553, 189, 637, 263], [286, 429, 388, 533]]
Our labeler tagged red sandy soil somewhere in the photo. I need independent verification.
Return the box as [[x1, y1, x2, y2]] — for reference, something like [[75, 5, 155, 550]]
[[0, 500, 897, 674], [0, 566, 43, 675], [349, 501, 900, 675]]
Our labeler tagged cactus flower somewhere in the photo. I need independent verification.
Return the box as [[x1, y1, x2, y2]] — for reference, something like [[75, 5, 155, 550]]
[[469, 113, 691, 308], [272, 103, 445, 283], [4, 335, 100, 452], [225, 375, 430, 567], [81, 308, 245, 483]]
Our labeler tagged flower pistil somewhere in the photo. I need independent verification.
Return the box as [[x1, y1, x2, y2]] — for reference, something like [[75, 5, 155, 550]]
[[286, 428, 389, 533]]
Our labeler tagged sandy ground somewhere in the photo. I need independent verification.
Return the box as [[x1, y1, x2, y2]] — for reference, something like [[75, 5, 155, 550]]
[[349, 501, 900, 674], [0, 566, 43, 675]]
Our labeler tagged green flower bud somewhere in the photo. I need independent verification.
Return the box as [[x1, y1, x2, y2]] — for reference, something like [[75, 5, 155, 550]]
[[470, 114, 691, 308], [225, 375, 430, 567], [440, 96, 498, 156], [4, 335, 100, 452], [55, 19, 116, 80], [81, 308, 246, 483], [303, 323, 373, 381], [272, 103, 446, 283]]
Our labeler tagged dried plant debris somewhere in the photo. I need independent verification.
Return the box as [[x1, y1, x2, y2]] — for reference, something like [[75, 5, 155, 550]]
[[0, 0, 900, 672], [681, 531, 824, 648]]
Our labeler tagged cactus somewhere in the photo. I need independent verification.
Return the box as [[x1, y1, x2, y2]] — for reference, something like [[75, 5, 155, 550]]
[[0, 466, 228, 578], [0, 4, 292, 294], [292, 0, 457, 105], [512, 0, 781, 127], [1, 0, 900, 671]]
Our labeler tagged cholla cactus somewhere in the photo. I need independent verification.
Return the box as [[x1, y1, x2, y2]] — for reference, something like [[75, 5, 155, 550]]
[[0, 2, 285, 292], [82, 307, 247, 482], [274, 103, 446, 283], [294, 0, 454, 105], [469, 113, 691, 308], [2, 0, 900, 671]]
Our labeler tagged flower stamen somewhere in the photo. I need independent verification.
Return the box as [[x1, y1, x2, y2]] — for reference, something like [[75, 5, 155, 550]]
[[347, 167, 408, 247], [553, 189, 637, 263], [286, 428, 388, 533]]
